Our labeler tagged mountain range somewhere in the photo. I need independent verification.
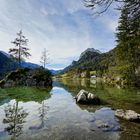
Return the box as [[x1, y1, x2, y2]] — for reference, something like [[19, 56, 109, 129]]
[[0, 51, 62, 78], [0, 51, 40, 79], [62, 48, 115, 75], [0, 48, 116, 79]]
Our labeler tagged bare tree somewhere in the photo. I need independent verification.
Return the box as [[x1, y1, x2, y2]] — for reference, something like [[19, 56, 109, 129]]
[[84, 0, 140, 17], [40, 48, 49, 69], [9, 30, 31, 67]]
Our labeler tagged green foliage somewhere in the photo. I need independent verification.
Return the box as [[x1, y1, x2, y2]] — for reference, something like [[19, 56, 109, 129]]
[[61, 48, 117, 78], [6, 68, 30, 80], [60, 0, 140, 85], [0, 68, 52, 88], [0, 79, 5, 87], [33, 68, 52, 82], [9, 30, 31, 67], [115, 1, 140, 83], [90, 71, 96, 76], [61, 73, 69, 78], [117, 65, 136, 82], [0, 87, 51, 103], [57, 78, 140, 109], [82, 70, 90, 78]]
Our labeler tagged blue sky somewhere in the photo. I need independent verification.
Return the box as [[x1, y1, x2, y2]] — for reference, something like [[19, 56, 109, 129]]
[[0, 0, 120, 70]]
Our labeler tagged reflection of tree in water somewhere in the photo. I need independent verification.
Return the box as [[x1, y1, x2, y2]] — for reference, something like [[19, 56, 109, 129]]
[[38, 101, 48, 129], [3, 101, 28, 140], [29, 100, 49, 130]]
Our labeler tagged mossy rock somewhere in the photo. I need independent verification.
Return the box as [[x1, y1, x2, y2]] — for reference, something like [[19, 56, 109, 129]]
[[0, 80, 5, 88], [0, 68, 52, 88], [6, 68, 30, 80]]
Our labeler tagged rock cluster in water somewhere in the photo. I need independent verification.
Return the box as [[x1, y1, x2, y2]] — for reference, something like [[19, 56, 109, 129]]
[[115, 109, 140, 122], [0, 68, 52, 88], [75, 89, 100, 104], [93, 119, 121, 132]]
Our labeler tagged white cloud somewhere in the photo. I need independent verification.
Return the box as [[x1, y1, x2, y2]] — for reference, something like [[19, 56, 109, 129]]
[[0, 0, 120, 69], [101, 15, 119, 32], [40, 7, 48, 16]]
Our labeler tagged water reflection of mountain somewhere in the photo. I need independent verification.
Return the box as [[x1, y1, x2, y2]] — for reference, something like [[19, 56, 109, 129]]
[[53, 79, 140, 138], [53, 79, 105, 102], [53, 78, 95, 89], [53, 79, 140, 111], [0, 80, 140, 140], [53, 78, 105, 94], [53, 80, 107, 113], [53, 79, 92, 97]]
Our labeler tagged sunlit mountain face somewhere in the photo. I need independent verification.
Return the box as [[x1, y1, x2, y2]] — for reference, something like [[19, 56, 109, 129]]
[[0, 0, 119, 70]]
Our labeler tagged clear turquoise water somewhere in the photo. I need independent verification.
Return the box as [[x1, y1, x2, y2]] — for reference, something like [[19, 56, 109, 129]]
[[0, 79, 140, 140]]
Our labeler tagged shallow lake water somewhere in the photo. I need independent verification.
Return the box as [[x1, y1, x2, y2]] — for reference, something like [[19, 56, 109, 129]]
[[0, 78, 140, 140]]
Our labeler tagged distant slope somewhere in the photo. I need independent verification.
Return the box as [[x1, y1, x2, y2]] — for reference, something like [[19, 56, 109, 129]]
[[0, 51, 40, 79], [21, 61, 40, 69], [0, 51, 40, 68], [63, 48, 101, 72], [50, 69, 62, 75], [79, 48, 101, 59], [0, 51, 18, 78], [62, 48, 116, 75], [0, 50, 63, 78]]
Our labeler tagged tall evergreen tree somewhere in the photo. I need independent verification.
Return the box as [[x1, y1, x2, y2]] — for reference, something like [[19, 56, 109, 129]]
[[9, 30, 31, 67], [115, 1, 140, 81]]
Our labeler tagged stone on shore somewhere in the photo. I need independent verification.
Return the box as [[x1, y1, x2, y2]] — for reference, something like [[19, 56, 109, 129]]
[[115, 109, 140, 122]]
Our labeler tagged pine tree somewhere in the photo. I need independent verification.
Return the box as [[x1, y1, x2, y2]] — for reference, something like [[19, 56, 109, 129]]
[[115, 1, 140, 81], [9, 30, 31, 67], [116, 4, 131, 65]]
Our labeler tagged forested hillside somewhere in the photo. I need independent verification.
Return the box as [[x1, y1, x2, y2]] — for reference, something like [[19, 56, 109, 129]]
[[63, 48, 116, 76], [0, 51, 40, 79], [60, 0, 140, 86], [0, 51, 17, 79]]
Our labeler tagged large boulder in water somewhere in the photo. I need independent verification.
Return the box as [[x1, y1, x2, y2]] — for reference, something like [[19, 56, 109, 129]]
[[75, 89, 100, 104], [115, 109, 140, 122]]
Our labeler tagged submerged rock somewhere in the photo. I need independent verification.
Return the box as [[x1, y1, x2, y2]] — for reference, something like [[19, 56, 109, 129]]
[[95, 119, 121, 132], [95, 120, 110, 128], [115, 109, 140, 122], [75, 89, 100, 104]]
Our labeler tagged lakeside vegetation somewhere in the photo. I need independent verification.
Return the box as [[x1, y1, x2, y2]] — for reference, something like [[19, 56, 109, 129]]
[[0, 86, 51, 103], [0, 1, 140, 88], [0, 1, 140, 140], [0, 30, 52, 88], [56, 0, 140, 87], [54, 78, 140, 111]]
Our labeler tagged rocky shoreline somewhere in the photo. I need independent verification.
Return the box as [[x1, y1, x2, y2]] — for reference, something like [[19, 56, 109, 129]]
[[75, 89, 140, 123]]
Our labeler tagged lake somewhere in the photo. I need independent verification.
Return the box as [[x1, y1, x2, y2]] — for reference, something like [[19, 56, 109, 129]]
[[0, 78, 140, 140]]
